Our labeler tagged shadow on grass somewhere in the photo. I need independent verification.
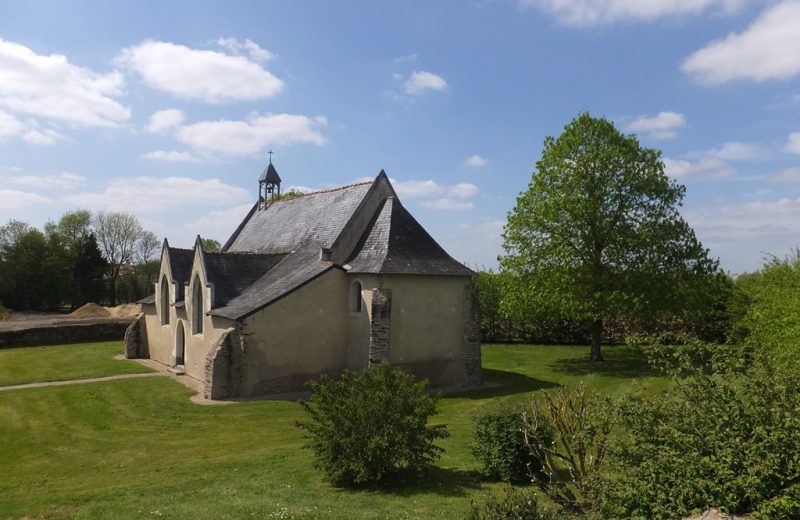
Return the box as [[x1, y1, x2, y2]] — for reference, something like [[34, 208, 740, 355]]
[[356, 466, 484, 498], [548, 346, 655, 379], [457, 368, 559, 400]]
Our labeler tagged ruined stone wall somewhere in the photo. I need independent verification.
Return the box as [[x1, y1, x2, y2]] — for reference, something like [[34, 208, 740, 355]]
[[203, 328, 245, 400], [462, 282, 482, 386], [0, 318, 134, 349], [368, 287, 391, 366], [124, 313, 149, 359]]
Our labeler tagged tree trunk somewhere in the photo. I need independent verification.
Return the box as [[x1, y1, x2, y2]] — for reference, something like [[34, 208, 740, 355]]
[[590, 318, 603, 361]]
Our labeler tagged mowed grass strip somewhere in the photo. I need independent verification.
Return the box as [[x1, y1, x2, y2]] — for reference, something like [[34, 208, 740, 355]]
[[0, 341, 151, 387], [0, 344, 664, 519]]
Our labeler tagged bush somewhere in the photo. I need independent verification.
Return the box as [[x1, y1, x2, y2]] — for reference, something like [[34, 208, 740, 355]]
[[472, 406, 549, 483], [753, 484, 800, 520], [465, 486, 558, 520], [603, 338, 800, 519], [296, 364, 449, 486]]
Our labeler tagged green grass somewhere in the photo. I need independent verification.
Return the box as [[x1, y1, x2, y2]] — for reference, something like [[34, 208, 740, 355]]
[[0, 342, 663, 519], [0, 342, 151, 387]]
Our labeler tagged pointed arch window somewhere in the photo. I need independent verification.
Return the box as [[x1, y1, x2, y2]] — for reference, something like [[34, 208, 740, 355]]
[[160, 275, 170, 326], [192, 275, 204, 335]]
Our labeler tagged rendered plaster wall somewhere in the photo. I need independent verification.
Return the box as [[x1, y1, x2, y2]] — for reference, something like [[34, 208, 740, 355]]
[[143, 271, 234, 381], [373, 274, 474, 387], [240, 269, 351, 394]]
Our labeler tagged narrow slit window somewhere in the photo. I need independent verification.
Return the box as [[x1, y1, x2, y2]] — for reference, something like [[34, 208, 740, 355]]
[[350, 281, 363, 313], [160, 275, 170, 326], [192, 275, 204, 335]]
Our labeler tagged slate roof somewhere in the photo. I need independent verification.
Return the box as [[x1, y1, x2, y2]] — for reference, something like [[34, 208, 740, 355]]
[[203, 251, 286, 308], [347, 197, 474, 276], [145, 172, 472, 320], [223, 182, 373, 254], [209, 249, 334, 320], [167, 247, 195, 302]]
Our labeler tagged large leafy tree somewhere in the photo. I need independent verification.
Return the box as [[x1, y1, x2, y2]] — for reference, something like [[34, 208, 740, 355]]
[[500, 113, 718, 361]]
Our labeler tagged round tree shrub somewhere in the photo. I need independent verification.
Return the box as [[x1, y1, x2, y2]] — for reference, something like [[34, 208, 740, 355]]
[[296, 364, 449, 486], [472, 406, 549, 483]]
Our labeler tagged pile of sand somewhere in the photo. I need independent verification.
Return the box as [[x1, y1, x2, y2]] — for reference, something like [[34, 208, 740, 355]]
[[70, 303, 111, 318], [106, 303, 141, 317]]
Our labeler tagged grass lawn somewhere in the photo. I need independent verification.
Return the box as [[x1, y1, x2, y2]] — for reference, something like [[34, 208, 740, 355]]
[[0, 342, 664, 519], [0, 342, 152, 387]]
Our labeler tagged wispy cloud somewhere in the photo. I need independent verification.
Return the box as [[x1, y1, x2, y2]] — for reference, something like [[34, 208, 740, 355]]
[[403, 71, 448, 94], [520, 0, 747, 27], [464, 154, 488, 167], [626, 111, 686, 139]]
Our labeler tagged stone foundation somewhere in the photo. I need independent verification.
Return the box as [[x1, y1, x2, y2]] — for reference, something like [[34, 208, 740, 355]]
[[124, 314, 149, 359], [368, 287, 391, 366], [462, 282, 482, 386]]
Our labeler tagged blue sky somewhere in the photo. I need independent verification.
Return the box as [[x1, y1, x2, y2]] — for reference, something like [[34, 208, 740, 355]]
[[1, 0, 799, 274]]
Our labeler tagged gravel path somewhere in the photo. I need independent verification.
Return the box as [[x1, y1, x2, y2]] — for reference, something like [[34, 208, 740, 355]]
[[0, 372, 166, 392]]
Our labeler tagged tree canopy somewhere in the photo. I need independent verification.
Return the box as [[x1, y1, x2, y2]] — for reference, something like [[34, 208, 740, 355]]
[[500, 113, 718, 360]]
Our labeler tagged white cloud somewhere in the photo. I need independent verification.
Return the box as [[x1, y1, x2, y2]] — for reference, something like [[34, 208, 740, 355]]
[[146, 109, 184, 133], [403, 71, 448, 94], [115, 40, 284, 102], [772, 167, 800, 182], [392, 179, 446, 199], [785, 132, 800, 154], [521, 0, 747, 26], [175, 113, 326, 156], [394, 53, 418, 63], [22, 127, 65, 145], [392, 179, 479, 211], [422, 198, 474, 210], [706, 141, 758, 160], [664, 140, 758, 179], [683, 1, 800, 84], [0, 110, 25, 139], [626, 111, 686, 139], [140, 150, 204, 163], [663, 156, 733, 179], [0, 110, 65, 145], [0, 38, 129, 127], [216, 37, 275, 63], [66, 176, 250, 212], [464, 154, 488, 167], [686, 196, 800, 273], [8, 171, 86, 189], [447, 182, 480, 199], [0, 189, 52, 210]]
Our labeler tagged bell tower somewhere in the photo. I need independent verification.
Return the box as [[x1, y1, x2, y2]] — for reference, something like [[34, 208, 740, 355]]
[[258, 150, 282, 209]]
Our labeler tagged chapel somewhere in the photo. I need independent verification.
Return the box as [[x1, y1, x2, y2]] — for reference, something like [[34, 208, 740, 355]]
[[127, 161, 481, 399]]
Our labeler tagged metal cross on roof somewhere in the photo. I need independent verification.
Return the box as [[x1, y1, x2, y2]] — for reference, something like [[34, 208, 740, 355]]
[[267, 149, 274, 163]]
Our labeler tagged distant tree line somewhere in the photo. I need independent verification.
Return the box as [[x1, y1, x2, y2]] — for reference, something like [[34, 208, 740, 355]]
[[0, 210, 160, 311], [474, 268, 738, 345]]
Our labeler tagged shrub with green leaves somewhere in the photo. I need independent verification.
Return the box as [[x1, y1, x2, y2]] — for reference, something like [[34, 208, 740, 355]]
[[296, 364, 449, 486], [603, 338, 800, 519], [472, 406, 550, 483], [465, 486, 557, 520]]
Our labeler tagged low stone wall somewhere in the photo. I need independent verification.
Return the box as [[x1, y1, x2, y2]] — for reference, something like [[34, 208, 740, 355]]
[[0, 318, 134, 349]]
